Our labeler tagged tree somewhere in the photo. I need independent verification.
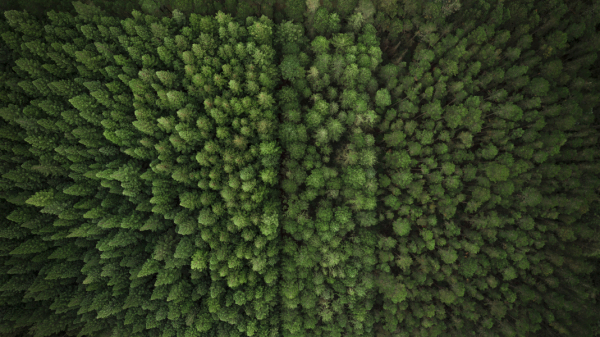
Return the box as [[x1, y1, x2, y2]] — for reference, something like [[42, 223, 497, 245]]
[[484, 163, 510, 183], [348, 12, 365, 33], [341, 63, 360, 88], [485, 88, 507, 102], [439, 57, 458, 77], [393, 218, 411, 237], [280, 54, 304, 80], [375, 88, 391, 108], [444, 104, 468, 129], [493, 103, 523, 121], [311, 36, 331, 54], [336, 0, 359, 19], [524, 77, 550, 97], [420, 99, 442, 120], [312, 7, 331, 36], [249, 18, 274, 45], [480, 143, 498, 160]]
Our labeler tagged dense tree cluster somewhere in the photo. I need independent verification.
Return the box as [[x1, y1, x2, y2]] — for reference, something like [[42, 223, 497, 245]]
[[275, 15, 384, 335], [371, 0, 600, 335], [1, 4, 283, 337], [0, 1, 599, 337]]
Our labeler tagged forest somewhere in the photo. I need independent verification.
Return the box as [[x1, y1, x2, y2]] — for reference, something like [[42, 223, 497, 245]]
[[0, 0, 599, 336]]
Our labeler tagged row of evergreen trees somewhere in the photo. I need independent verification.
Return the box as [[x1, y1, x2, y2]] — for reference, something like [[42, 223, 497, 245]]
[[0, 0, 599, 336]]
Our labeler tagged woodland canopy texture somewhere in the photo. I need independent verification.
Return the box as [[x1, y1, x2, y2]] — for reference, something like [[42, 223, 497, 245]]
[[0, 0, 599, 336]]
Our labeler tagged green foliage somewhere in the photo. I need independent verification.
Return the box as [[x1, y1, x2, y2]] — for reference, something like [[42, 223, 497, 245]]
[[439, 288, 456, 305], [344, 166, 366, 189], [439, 248, 458, 264], [25, 189, 55, 207], [1, 3, 600, 337], [485, 163, 510, 182], [375, 88, 391, 107], [393, 218, 411, 236], [311, 35, 330, 54], [280, 54, 304, 80]]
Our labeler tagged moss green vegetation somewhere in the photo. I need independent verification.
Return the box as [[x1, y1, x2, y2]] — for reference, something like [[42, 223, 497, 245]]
[[0, 1, 599, 336]]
